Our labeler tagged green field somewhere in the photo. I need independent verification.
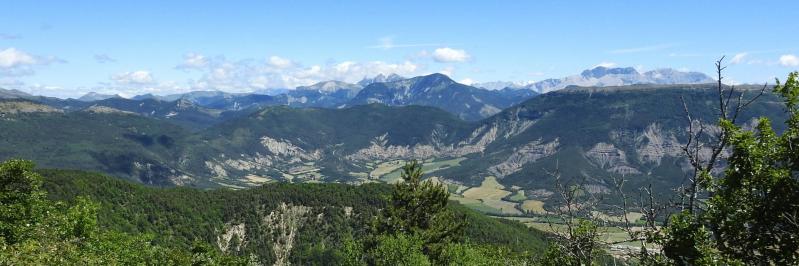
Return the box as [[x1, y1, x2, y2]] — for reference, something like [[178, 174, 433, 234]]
[[507, 190, 527, 201]]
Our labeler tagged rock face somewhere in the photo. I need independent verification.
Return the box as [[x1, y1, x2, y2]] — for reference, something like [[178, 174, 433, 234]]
[[260, 136, 321, 162], [217, 223, 247, 252], [263, 203, 312, 266], [489, 139, 559, 178], [585, 142, 641, 175], [634, 123, 682, 165]]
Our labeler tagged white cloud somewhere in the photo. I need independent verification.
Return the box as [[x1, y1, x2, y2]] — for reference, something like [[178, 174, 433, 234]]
[[112, 70, 155, 85], [268, 56, 293, 69], [0, 48, 37, 68], [17, 53, 427, 97], [177, 53, 209, 69], [731, 53, 748, 64], [594, 62, 617, 68], [0, 47, 64, 78], [178, 54, 423, 91], [779, 54, 799, 67], [433, 47, 471, 63], [459, 78, 476, 85]]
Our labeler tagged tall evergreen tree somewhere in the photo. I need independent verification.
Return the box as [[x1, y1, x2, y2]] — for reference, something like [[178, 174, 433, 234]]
[[372, 160, 465, 264]]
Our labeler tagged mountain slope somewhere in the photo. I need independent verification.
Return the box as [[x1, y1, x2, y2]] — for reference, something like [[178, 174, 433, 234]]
[[0, 99, 195, 185], [436, 84, 785, 195], [188, 104, 476, 186]]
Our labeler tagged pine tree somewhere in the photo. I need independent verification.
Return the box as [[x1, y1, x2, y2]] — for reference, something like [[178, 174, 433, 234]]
[[372, 160, 465, 264]]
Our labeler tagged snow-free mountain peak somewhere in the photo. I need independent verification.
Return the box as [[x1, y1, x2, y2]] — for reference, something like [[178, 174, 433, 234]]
[[77, 92, 123, 102], [357, 73, 405, 86], [0, 88, 34, 99], [297, 80, 362, 93]]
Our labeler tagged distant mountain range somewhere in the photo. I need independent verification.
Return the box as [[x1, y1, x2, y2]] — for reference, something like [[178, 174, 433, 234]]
[[474, 66, 714, 93], [2, 66, 714, 121], [13, 73, 535, 121]]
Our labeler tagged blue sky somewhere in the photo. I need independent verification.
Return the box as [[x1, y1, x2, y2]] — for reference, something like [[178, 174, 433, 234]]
[[1, 1, 798, 98]]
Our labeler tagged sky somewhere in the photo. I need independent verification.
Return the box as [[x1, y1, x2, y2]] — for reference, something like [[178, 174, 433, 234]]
[[1, 1, 798, 98]]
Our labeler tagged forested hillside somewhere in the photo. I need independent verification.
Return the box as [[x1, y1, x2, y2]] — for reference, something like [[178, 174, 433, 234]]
[[35, 167, 549, 264]]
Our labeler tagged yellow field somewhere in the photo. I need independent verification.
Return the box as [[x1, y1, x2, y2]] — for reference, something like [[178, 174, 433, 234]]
[[370, 160, 406, 179], [520, 200, 546, 213], [243, 174, 271, 185], [456, 176, 522, 214], [461, 175, 508, 197]]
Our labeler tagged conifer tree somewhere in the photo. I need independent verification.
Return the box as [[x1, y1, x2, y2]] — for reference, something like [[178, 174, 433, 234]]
[[372, 160, 464, 264]]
